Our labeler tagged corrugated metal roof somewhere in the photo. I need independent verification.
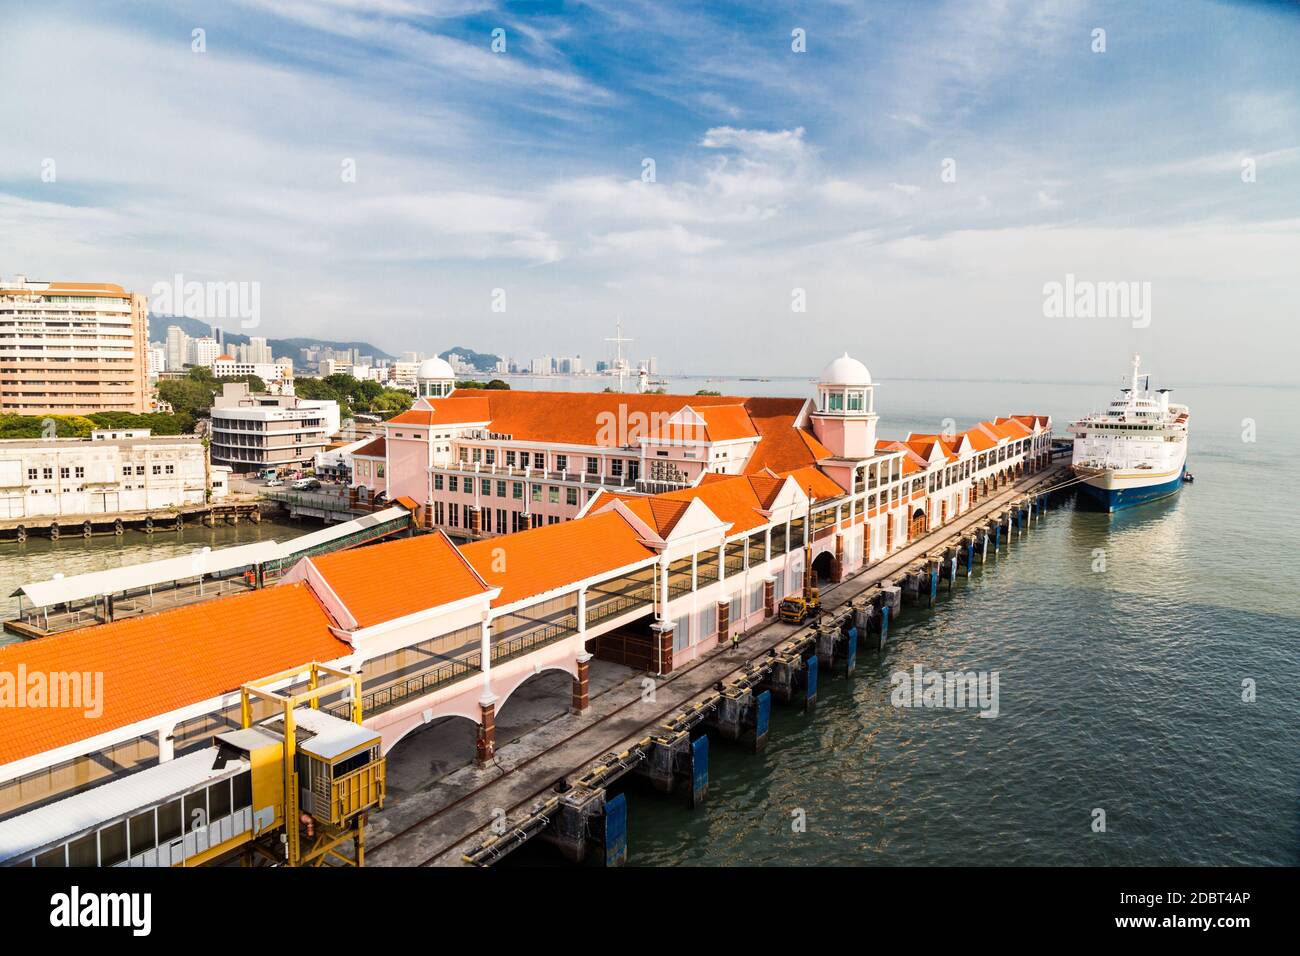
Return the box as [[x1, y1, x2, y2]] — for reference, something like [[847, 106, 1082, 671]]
[[11, 507, 410, 609], [0, 747, 248, 863], [11, 541, 282, 607]]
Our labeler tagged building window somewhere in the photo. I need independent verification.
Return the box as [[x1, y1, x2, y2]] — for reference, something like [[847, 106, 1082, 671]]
[[496, 480, 507, 498], [434, 474, 444, 490], [506, 450, 516, 467], [548, 486, 559, 504], [449, 476, 458, 492], [531, 484, 541, 502], [481, 478, 491, 496], [28, 468, 38, 481], [611, 459, 623, 478], [165, 465, 175, 475], [566, 487, 578, 506], [449, 503, 459, 527], [43, 468, 53, 480], [512, 482, 523, 500], [556, 454, 568, 472], [533, 452, 544, 469], [152, 465, 161, 475], [586, 456, 598, 475], [60, 467, 70, 479], [485, 449, 495, 465], [75, 466, 84, 478]]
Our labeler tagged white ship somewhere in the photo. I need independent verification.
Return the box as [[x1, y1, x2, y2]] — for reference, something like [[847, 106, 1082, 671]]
[[1070, 354, 1190, 512]]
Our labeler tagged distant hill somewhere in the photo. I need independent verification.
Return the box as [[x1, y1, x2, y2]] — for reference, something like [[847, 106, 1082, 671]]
[[148, 314, 395, 362], [439, 345, 501, 372]]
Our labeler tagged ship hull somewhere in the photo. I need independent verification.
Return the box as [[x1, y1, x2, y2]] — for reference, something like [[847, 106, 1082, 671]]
[[1076, 466, 1185, 512]]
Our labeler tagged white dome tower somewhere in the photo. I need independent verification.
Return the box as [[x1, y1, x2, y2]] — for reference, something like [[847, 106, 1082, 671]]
[[416, 356, 456, 398], [810, 352, 877, 459]]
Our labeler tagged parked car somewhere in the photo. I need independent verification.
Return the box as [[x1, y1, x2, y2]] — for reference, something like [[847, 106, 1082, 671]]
[[265, 477, 285, 487], [292, 478, 321, 490]]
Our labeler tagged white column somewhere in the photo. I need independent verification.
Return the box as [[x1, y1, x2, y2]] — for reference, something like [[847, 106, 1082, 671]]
[[479, 613, 495, 705]]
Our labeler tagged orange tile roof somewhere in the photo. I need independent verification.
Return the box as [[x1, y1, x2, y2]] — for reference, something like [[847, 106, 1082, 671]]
[[351, 436, 385, 458], [993, 417, 1035, 438], [308, 532, 491, 627], [461, 511, 656, 606], [778, 465, 847, 501], [394, 495, 421, 511], [741, 399, 831, 474], [960, 428, 998, 452], [652, 477, 769, 534], [0, 584, 348, 765], [645, 405, 758, 443], [388, 397, 492, 427]]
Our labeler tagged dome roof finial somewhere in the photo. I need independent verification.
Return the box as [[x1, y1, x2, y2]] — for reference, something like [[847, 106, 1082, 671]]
[[819, 352, 871, 386]]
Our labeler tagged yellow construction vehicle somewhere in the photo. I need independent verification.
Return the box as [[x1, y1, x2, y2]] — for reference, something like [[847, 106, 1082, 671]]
[[778, 587, 821, 624]]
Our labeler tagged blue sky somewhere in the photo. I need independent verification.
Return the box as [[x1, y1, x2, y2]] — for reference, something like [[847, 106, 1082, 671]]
[[1, 0, 1297, 383]]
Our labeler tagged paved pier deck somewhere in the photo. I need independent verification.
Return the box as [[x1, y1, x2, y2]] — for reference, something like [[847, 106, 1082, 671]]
[[365, 464, 1068, 867]]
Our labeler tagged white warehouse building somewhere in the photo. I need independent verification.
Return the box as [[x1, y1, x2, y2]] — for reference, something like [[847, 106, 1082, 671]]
[[0, 429, 229, 521]]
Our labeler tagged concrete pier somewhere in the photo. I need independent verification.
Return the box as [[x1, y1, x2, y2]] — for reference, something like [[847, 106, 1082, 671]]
[[363, 464, 1068, 868]]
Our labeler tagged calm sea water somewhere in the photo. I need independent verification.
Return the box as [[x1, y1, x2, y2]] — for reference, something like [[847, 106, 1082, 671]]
[[3, 377, 1295, 864]]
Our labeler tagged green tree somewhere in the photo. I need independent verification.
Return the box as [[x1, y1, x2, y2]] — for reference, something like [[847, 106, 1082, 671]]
[[158, 378, 218, 418]]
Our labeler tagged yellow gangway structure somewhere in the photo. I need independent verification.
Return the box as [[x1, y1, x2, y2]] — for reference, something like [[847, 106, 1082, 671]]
[[233, 662, 386, 867]]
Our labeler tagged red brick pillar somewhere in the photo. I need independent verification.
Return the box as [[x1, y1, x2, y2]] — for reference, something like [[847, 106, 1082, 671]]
[[468, 507, 481, 535], [571, 655, 590, 714], [716, 599, 730, 645], [832, 534, 844, 581], [763, 577, 775, 617], [475, 701, 496, 767], [348, 485, 359, 509], [652, 622, 674, 676]]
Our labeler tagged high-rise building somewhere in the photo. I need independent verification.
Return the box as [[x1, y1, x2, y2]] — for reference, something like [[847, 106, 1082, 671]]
[[0, 275, 150, 415], [191, 336, 220, 368], [147, 346, 166, 378], [165, 325, 189, 371]]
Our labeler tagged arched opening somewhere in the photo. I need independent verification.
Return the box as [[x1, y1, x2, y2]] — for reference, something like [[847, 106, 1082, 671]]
[[909, 507, 928, 539], [811, 550, 836, 584], [383, 712, 482, 786], [493, 668, 580, 746]]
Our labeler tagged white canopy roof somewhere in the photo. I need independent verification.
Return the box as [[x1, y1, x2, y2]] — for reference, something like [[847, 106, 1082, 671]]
[[11, 541, 281, 608], [11, 506, 411, 609]]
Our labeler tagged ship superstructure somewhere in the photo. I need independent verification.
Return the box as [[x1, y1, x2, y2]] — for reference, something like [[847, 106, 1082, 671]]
[[1070, 354, 1189, 511]]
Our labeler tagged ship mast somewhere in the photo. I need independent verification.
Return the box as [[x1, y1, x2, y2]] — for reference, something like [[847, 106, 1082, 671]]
[[606, 319, 633, 393]]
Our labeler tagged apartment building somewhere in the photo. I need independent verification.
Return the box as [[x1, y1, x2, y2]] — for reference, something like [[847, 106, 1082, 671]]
[[208, 382, 339, 473], [0, 429, 228, 521], [0, 275, 149, 415]]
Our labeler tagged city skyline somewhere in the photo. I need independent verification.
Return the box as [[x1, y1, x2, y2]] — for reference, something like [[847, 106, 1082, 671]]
[[2, 1, 1298, 387]]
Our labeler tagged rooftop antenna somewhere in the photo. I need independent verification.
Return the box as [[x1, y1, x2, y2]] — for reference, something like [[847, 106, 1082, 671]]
[[606, 318, 633, 393]]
